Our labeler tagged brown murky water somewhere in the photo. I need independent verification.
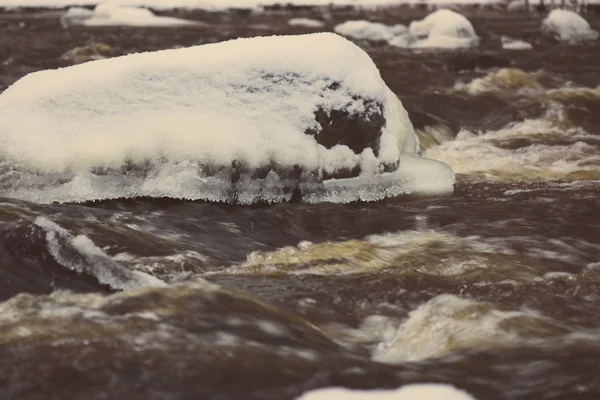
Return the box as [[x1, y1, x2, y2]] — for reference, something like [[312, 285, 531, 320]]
[[1, 7, 600, 400]]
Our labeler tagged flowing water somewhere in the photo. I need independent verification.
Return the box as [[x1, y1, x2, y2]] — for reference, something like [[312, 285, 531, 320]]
[[1, 7, 600, 399]]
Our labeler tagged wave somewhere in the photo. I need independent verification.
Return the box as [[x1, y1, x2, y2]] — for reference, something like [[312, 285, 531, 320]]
[[454, 68, 600, 101], [35, 216, 166, 290], [204, 222, 595, 281]]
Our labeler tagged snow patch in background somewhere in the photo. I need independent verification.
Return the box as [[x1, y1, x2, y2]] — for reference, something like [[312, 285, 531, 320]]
[[0, 0, 508, 10], [501, 36, 533, 50], [288, 18, 325, 28], [333, 9, 479, 50], [334, 20, 407, 42], [296, 384, 477, 400], [61, 3, 199, 26]]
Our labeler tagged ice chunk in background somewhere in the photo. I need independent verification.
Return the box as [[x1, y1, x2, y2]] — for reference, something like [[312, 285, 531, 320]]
[[60, 6, 94, 27], [501, 36, 533, 50], [288, 18, 325, 29], [0, 33, 454, 204], [334, 20, 407, 42], [389, 9, 479, 50], [61, 3, 200, 27], [296, 383, 476, 400], [541, 9, 599, 43]]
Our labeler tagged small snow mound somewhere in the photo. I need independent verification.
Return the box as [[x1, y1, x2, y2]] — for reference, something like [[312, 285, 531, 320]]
[[0, 33, 454, 204], [296, 384, 476, 400], [62, 3, 200, 27], [334, 20, 407, 42], [391, 9, 479, 49], [541, 9, 599, 43], [288, 18, 325, 28], [501, 36, 532, 50]]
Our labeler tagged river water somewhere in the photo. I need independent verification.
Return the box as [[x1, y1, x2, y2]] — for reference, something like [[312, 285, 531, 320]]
[[0, 7, 599, 400]]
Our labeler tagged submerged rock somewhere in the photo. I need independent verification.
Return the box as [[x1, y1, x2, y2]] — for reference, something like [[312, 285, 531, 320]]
[[406, 108, 459, 150], [60, 43, 113, 64], [447, 53, 511, 72]]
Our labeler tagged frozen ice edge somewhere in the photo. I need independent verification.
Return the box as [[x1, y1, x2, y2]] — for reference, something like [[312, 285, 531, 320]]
[[8, 163, 455, 206], [304, 155, 455, 204]]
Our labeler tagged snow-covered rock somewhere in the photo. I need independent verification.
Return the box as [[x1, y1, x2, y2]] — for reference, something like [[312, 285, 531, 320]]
[[0, 33, 454, 205], [409, 9, 479, 49], [334, 20, 407, 42], [541, 9, 599, 43], [390, 9, 479, 49], [288, 18, 325, 28], [501, 36, 533, 50], [296, 384, 476, 400], [61, 3, 199, 27]]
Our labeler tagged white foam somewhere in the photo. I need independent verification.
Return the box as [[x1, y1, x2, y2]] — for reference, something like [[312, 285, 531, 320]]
[[334, 20, 407, 42], [0, 33, 454, 204], [34, 217, 166, 290], [453, 68, 542, 95], [62, 3, 199, 26], [423, 115, 600, 182], [288, 18, 325, 28], [501, 36, 533, 50], [390, 9, 479, 50], [207, 227, 517, 278], [373, 294, 554, 363], [541, 9, 599, 43], [113, 250, 207, 282], [296, 384, 476, 400]]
